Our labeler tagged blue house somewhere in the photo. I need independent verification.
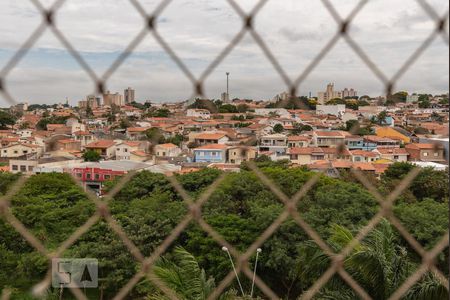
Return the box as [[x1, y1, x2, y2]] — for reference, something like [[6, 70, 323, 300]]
[[193, 144, 227, 163], [345, 136, 377, 151]]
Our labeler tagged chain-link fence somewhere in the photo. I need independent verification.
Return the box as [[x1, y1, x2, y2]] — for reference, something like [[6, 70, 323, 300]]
[[0, 0, 449, 299]]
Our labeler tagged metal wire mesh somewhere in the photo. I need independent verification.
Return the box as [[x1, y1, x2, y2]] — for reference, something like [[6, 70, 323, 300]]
[[0, 0, 449, 299]]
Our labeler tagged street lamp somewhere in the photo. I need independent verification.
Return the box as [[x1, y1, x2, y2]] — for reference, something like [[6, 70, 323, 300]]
[[222, 246, 245, 296], [222, 246, 262, 297], [250, 248, 262, 298]]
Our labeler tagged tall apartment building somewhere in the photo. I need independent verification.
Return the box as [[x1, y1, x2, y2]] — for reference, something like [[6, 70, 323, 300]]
[[342, 88, 357, 98], [103, 91, 124, 107], [317, 83, 357, 104], [86, 95, 101, 108], [124, 87, 135, 104]]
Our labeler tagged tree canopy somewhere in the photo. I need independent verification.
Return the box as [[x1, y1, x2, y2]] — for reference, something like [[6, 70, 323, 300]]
[[0, 165, 447, 299]]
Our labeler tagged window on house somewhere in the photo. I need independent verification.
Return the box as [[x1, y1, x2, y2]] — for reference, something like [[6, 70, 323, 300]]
[[104, 175, 111, 180], [20, 165, 26, 172], [28, 166, 33, 171], [394, 156, 399, 159], [124, 149, 128, 152], [12, 165, 18, 171], [423, 152, 428, 157], [76, 173, 82, 178], [14, 150, 18, 154], [95, 174, 100, 180], [434, 152, 439, 157], [212, 152, 217, 156], [86, 173, 91, 179]]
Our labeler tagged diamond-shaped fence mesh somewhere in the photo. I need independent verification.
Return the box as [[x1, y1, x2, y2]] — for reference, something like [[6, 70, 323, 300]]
[[0, 0, 449, 299]]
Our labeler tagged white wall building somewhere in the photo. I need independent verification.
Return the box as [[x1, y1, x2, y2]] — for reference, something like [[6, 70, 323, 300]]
[[316, 104, 346, 118]]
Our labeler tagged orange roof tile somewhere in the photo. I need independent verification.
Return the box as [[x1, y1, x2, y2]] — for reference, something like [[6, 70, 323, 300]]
[[86, 140, 115, 149]]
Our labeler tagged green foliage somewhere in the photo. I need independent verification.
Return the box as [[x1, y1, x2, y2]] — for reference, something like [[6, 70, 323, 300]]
[[85, 104, 94, 118], [292, 123, 313, 135], [273, 123, 284, 133], [36, 115, 69, 130], [382, 162, 449, 202], [0, 172, 20, 195], [188, 99, 218, 113], [153, 108, 171, 118], [298, 219, 448, 299], [0, 110, 16, 129], [0, 166, 447, 299], [218, 104, 238, 113], [394, 199, 448, 249], [165, 134, 184, 146], [0, 173, 95, 294], [119, 118, 131, 129], [344, 119, 372, 135], [145, 127, 166, 144], [236, 104, 249, 113], [82, 149, 101, 162]]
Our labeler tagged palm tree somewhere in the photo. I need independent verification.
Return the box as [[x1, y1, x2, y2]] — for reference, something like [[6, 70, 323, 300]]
[[147, 247, 235, 300], [298, 219, 447, 300]]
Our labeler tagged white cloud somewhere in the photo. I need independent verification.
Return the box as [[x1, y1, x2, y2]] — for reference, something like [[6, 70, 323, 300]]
[[0, 0, 448, 105]]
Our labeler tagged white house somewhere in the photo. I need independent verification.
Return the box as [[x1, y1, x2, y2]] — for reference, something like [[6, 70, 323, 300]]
[[154, 143, 182, 157], [186, 109, 211, 119], [0, 143, 43, 158], [316, 105, 346, 117]]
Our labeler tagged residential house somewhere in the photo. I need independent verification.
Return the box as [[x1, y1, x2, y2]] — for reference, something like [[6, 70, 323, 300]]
[[405, 143, 446, 162], [350, 150, 380, 163], [312, 131, 346, 148], [85, 140, 117, 158], [193, 144, 228, 163], [287, 136, 311, 148], [54, 139, 81, 152], [154, 143, 182, 157], [73, 131, 96, 148], [258, 134, 288, 155], [345, 136, 377, 151], [0, 143, 43, 158], [115, 141, 139, 160], [192, 132, 230, 145], [364, 135, 401, 148], [374, 148, 409, 162], [374, 126, 411, 144], [288, 147, 325, 165], [186, 109, 211, 119], [126, 127, 149, 140], [227, 146, 256, 164]]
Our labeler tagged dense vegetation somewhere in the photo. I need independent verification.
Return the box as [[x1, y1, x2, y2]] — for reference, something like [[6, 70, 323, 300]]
[[0, 162, 447, 299]]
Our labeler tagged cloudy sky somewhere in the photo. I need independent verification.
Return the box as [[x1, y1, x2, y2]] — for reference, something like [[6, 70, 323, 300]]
[[0, 0, 448, 106]]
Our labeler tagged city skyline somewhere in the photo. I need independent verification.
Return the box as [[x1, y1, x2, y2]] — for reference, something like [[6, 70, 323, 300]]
[[0, 0, 448, 106]]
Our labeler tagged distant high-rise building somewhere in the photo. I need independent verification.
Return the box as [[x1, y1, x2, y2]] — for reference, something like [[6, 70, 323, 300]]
[[317, 83, 357, 104], [342, 88, 357, 98], [103, 91, 124, 107], [86, 94, 101, 108], [124, 87, 135, 104]]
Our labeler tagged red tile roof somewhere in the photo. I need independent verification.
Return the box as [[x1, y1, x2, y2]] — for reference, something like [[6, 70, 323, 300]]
[[86, 140, 115, 149]]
